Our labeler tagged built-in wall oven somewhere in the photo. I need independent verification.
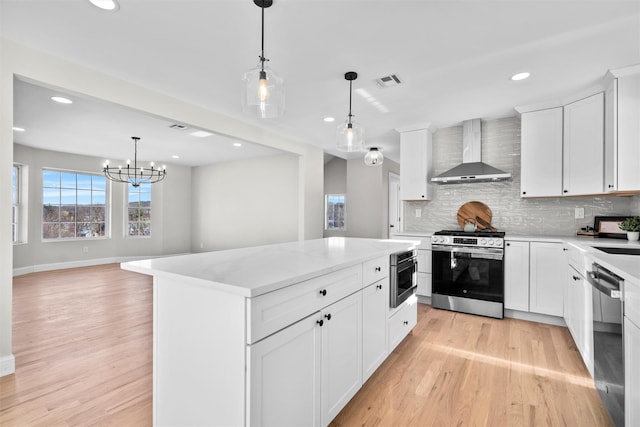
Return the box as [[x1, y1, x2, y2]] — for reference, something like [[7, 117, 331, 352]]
[[390, 250, 418, 308], [587, 262, 624, 427], [431, 230, 505, 319]]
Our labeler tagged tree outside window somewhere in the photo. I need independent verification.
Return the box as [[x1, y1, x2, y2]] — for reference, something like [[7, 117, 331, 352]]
[[325, 194, 346, 231], [42, 169, 107, 240], [127, 182, 151, 237]]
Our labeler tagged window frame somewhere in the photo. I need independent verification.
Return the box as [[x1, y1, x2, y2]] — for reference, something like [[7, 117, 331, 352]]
[[126, 182, 152, 238], [324, 193, 346, 231], [41, 168, 109, 242]]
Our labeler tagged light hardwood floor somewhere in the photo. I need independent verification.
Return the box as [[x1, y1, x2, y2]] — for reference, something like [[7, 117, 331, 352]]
[[1, 265, 613, 426]]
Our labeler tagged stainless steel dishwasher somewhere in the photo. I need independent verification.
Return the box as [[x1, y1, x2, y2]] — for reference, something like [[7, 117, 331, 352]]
[[587, 262, 624, 427]]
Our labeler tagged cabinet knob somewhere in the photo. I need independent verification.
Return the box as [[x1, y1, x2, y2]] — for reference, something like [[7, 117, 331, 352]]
[[316, 319, 324, 327], [563, 248, 568, 252], [608, 184, 614, 188], [324, 313, 332, 321], [506, 243, 511, 246], [319, 289, 327, 296], [375, 266, 381, 272], [563, 190, 568, 193], [376, 284, 383, 290], [522, 191, 526, 195], [421, 195, 425, 198], [403, 321, 409, 325], [572, 275, 580, 281]]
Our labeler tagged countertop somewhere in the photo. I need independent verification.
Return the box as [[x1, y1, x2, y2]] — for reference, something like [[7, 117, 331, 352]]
[[122, 237, 420, 298]]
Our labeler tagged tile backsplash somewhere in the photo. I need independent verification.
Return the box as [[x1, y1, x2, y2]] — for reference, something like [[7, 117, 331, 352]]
[[403, 116, 638, 236]]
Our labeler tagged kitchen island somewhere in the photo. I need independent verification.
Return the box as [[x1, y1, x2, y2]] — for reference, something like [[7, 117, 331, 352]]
[[122, 237, 419, 427]]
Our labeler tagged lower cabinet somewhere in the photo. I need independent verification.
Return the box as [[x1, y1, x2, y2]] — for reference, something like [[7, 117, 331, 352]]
[[504, 240, 530, 311], [416, 248, 432, 297], [625, 317, 640, 427], [564, 265, 594, 375], [388, 295, 418, 353], [529, 242, 565, 316], [362, 279, 388, 382]]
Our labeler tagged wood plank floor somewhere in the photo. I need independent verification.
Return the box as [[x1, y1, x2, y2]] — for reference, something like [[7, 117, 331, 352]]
[[1, 265, 613, 426]]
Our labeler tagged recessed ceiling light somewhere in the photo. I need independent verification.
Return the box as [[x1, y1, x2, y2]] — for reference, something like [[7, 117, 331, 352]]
[[189, 130, 214, 138], [233, 142, 242, 148], [12, 126, 25, 132], [323, 117, 335, 123], [51, 96, 72, 104], [511, 72, 531, 81], [88, 0, 119, 11], [172, 155, 180, 159]]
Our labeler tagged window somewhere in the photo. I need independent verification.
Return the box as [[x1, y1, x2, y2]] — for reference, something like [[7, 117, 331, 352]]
[[42, 169, 107, 240], [325, 194, 346, 231], [12, 164, 20, 243], [127, 182, 151, 237]]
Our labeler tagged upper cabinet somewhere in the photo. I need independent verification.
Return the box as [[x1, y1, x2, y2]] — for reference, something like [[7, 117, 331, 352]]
[[562, 92, 604, 196], [520, 107, 563, 197], [604, 67, 640, 193], [399, 128, 433, 200]]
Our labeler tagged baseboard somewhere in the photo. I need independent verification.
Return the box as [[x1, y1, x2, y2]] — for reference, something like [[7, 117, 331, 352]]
[[12, 254, 184, 277], [504, 309, 567, 327], [0, 354, 15, 377]]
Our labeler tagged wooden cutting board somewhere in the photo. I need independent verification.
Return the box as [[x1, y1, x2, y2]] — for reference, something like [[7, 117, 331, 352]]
[[457, 201, 493, 230]]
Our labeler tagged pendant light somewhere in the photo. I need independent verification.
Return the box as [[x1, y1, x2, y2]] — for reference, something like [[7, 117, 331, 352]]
[[242, 0, 284, 119], [336, 71, 364, 152], [364, 147, 384, 166], [103, 137, 166, 187]]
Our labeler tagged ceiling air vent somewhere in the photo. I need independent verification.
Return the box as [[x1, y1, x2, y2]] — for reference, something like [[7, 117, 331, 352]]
[[376, 74, 402, 88], [169, 123, 188, 131]]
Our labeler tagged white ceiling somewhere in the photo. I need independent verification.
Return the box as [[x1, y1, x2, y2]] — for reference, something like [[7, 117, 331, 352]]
[[2, 0, 639, 165]]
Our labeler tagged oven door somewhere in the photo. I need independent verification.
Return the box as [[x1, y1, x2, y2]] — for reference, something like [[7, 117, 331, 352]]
[[431, 246, 504, 303], [390, 255, 417, 308]]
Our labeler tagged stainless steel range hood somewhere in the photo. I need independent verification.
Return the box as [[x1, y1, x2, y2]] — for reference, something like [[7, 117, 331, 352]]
[[431, 119, 512, 184]]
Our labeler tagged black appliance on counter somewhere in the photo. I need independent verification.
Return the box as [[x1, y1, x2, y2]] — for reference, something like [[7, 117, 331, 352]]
[[431, 230, 505, 318]]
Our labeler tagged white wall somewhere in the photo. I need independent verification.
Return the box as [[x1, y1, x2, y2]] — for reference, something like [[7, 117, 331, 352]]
[[0, 38, 324, 377], [12, 144, 191, 271], [191, 154, 299, 251]]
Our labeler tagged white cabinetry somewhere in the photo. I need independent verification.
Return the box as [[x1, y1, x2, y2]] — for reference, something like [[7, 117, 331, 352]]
[[417, 242, 432, 298], [562, 93, 604, 196], [400, 129, 433, 200], [564, 265, 594, 376], [504, 240, 530, 311], [520, 107, 563, 197], [388, 295, 418, 353], [605, 68, 640, 192], [625, 317, 640, 427], [362, 279, 388, 382], [529, 242, 565, 316]]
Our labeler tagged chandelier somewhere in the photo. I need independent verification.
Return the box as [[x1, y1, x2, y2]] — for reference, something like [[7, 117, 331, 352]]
[[103, 137, 166, 187]]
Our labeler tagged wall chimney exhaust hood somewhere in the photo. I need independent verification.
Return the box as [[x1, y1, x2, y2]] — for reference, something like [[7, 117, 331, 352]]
[[431, 119, 512, 184]]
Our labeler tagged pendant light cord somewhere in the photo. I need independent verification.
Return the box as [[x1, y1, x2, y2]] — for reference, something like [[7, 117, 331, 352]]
[[348, 80, 353, 125], [260, 4, 265, 72]]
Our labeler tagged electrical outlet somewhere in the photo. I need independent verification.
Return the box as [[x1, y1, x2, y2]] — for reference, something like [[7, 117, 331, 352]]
[[415, 209, 421, 218], [82, 246, 89, 253], [575, 207, 584, 219]]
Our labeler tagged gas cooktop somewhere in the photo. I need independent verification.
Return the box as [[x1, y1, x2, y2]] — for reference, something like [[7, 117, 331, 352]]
[[434, 230, 505, 238]]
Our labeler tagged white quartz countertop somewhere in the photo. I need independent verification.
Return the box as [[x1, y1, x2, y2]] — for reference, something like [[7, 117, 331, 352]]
[[121, 237, 420, 297], [565, 238, 640, 284]]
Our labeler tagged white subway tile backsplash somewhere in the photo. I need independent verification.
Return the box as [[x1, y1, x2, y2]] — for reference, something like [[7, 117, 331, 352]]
[[403, 116, 637, 236]]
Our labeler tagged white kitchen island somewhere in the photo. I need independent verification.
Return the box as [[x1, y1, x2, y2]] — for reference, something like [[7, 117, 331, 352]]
[[122, 237, 419, 427]]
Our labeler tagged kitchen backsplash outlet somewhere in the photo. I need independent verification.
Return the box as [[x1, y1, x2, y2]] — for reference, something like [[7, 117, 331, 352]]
[[403, 116, 637, 236]]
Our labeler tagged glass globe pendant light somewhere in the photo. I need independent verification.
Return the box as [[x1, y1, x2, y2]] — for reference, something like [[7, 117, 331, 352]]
[[364, 147, 384, 166], [242, 0, 285, 119], [336, 71, 364, 152]]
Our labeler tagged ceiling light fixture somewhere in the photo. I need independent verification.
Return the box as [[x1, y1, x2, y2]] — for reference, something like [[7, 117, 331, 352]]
[[336, 71, 364, 152], [51, 96, 72, 104], [511, 72, 531, 81], [189, 130, 214, 138], [323, 117, 335, 123], [103, 137, 166, 188], [364, 147, 384, 166], [242, 0, 284, 119], [233, 142, 243, 147], [12, 126, 25, 132], [88, 0, 119, 11]]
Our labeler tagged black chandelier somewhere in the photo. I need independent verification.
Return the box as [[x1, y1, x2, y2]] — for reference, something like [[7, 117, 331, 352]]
[[103, 137, 166, 188]]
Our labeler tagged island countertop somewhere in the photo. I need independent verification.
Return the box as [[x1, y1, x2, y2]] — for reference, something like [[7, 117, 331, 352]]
[[121, 237, 420, 297]]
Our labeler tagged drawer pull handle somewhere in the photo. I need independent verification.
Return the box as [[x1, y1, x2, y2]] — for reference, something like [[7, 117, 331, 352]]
[[324, 313, 332, 321], [319, 289, 327, 296], [376, 284, 383, 290], [316, 319, 324, 327]]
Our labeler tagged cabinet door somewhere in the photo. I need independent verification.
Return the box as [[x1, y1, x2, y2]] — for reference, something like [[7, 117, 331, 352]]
[[417, 272, 432, 297], [388, 295, 418, 353], [625, 317, 640, 427], [563, 92, 604, 196], [565, 266, 594, 376], [520, 107, 563, 197], [529, 242, 565, 316], [604, 78, 618, 192], [321, 292, 363, 426], [617, 73, 640, 191], [400, 129, 432, 200], [362, 279, 388, 382], [247, 314, 322, 427], [504, 241, 530, 311]]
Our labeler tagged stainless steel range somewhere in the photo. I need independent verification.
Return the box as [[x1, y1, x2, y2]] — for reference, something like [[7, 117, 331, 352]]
[[431, 230, 505, 318]]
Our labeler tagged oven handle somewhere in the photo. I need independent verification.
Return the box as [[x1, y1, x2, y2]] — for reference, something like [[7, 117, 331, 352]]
[[432, 245, 503, 260]]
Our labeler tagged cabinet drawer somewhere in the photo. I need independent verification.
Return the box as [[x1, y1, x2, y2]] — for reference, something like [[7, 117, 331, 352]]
[[388, 295, 418, 353], [363, 256, 388, 286], [417, 249, 431, 274], [247, 265, 362, 344]]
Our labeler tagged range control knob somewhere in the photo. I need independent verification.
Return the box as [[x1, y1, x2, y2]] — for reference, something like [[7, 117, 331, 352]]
[[479, 238, 487, 245], [487, 239, 495, 246], [495, 240, 503, 247]]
